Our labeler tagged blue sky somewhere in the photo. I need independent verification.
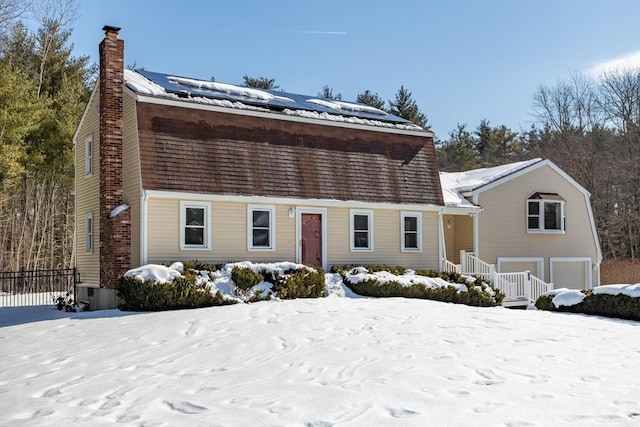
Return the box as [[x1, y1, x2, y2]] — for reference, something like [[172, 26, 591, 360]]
[[70, 0, 640, 139]]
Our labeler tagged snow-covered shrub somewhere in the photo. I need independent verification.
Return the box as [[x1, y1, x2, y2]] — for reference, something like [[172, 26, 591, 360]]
[[330, 264, 406, 276], [118, 275, 236, 311], [341, 266, 503, 307], [535, 289, 640, 321], [261, 267, 325, 299], [231, 266, 264, 295]]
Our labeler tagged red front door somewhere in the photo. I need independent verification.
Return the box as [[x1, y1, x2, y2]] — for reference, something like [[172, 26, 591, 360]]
[[301, 213, 322, 266]]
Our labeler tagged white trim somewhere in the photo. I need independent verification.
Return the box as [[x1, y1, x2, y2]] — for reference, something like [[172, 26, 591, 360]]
[[438, 210, 445, 271], [247, 204, 276, 251], [400, 211, 422, 252], [84, 134, 93, 175], [526, 198, 566, 234], [472, 194, 480, 258], [497, 257, 544, 279], [550, 257, 593, 289], [350, 209, 374, 252], [471, 159, 590, 197], [295, 207, 328, 270], [144, 189, 443, 212], [85, 213, 93, 254], [141, 191, 149, 264], [136, 94, 433, 138], [179, 201, 212, 251]]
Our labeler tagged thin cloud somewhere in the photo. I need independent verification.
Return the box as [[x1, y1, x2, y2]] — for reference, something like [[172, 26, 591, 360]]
[[291, 30, 348, 35], [587, 50, 640, 76]]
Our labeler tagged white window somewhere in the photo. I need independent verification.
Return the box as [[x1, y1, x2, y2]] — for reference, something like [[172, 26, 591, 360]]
[[401, 212, 422, 252], [248, 205, 275, 250], [350, 209, 373, 251], [85, 135, 93, 175], [527, 193, 565, 233], [85, 213, 93, 253], [180, 201, 211, 250]]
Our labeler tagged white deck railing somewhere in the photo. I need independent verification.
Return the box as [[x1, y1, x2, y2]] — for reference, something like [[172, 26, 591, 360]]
[[444, 259, 461, 274], [443, 252, 554, 306], [460, 250, 495, 282], [492, 270, 553, 305]]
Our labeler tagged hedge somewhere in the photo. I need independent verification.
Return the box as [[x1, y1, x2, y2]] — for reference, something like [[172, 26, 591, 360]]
[[535, 291, 640, 321], [333, 265, 504, 307]]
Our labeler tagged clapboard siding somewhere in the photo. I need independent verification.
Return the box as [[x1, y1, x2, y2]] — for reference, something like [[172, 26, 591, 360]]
[[75, 90, 100, 287]]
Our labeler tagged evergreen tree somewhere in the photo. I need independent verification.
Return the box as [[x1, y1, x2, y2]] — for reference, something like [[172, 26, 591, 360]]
[[356, 90, 385, 110], [436, 124, 477, 171], [0, 3, 93, 270], [318, 85, 342, 100], [243, 75, 278, 89], [387, 85, 428, 128]]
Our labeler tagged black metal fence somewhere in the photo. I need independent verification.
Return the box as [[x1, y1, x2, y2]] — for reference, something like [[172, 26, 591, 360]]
[[0, 267, 77, 307]]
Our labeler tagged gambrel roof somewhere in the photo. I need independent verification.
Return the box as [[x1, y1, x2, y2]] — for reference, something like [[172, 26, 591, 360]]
[[126, 71, 444, 206]]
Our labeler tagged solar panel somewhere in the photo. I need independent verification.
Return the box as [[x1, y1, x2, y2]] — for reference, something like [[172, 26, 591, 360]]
[[136, 69, 413, 125]]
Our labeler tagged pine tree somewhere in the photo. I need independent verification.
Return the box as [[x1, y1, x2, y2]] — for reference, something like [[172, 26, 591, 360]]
[[243, 75, 278, 89], [387, 85, 428, 128], [436, 124, 477, 171], [318, 85, 342, 100], [0, 4, 93, 270], [356, 90, 385, 110]]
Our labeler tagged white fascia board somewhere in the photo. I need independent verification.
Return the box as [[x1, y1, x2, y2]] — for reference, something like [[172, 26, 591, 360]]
[[73, 82, 99, 144], [144, 190, 444, 212], [470, 159, 590, 198], [441, 206, 483, 215], [135, 94, 433, 138]]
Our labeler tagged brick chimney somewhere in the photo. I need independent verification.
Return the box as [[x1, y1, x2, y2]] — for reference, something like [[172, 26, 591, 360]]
[[99, 25, 131, 289]]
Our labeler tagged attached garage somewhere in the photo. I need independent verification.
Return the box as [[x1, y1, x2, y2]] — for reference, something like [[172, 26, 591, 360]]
[[550, 257, 592, 290]]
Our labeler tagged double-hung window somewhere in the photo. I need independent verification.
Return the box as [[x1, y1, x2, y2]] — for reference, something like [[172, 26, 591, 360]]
[[401, 212, 422, 251], [527, 193, 565, 233], [85, 213, 93, 253], [248, 205, 275, 250], [85, 135, 93, 175], [180, 201, 211, 249], [350, 209, 373, 251]]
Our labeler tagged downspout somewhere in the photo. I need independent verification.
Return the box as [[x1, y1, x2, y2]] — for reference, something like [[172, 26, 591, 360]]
[[141, 190, 148, 265]]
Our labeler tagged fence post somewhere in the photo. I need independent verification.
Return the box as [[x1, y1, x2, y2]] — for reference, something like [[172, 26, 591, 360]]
[[525, 270, 531, 302], [460, 250, 466, 273]]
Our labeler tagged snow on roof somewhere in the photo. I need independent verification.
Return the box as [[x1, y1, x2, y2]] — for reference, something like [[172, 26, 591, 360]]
[[306, 98, 387, 116], [282, 108, 422, 131], [439, 159, 542, 208], [167, 75, 295, 103], [123, 69, 424, 132]]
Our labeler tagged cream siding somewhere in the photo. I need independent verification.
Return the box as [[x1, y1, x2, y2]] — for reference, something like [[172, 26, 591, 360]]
[[123, 94, 141, 267], [146, 198, 439, 269], [443, 214, 473, 264], [75, 91, 100, 287], [146, 199, 296, 263], [476, 164, 597, 284], [497, 260, 543, 278]]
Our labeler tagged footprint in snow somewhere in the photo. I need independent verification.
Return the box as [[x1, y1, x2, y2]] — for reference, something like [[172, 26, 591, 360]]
[[389, 408, 419, 418], [165, 400, 208, 414]]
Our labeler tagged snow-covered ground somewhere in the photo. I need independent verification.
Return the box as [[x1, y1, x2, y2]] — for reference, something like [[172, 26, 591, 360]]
[[1, 288, 639, 426]]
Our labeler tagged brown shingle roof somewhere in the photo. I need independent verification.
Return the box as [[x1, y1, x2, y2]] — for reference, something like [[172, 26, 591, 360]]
[[136, 102, 444, 206]]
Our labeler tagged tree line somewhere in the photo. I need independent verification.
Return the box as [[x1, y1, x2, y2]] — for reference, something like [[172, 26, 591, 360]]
[[1, 0, 637, 272]]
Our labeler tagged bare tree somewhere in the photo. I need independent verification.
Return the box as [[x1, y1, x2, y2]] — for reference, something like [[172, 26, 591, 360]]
[[0, 0, 33, 33]]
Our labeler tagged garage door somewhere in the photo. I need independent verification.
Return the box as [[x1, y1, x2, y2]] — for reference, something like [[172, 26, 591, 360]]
[[550, 258, 591, 290], [498, 258, 544, 279]]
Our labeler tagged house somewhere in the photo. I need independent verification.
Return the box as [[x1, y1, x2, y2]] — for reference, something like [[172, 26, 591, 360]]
[[73, 26, 445, 309], [440, 159, 602, 292]]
